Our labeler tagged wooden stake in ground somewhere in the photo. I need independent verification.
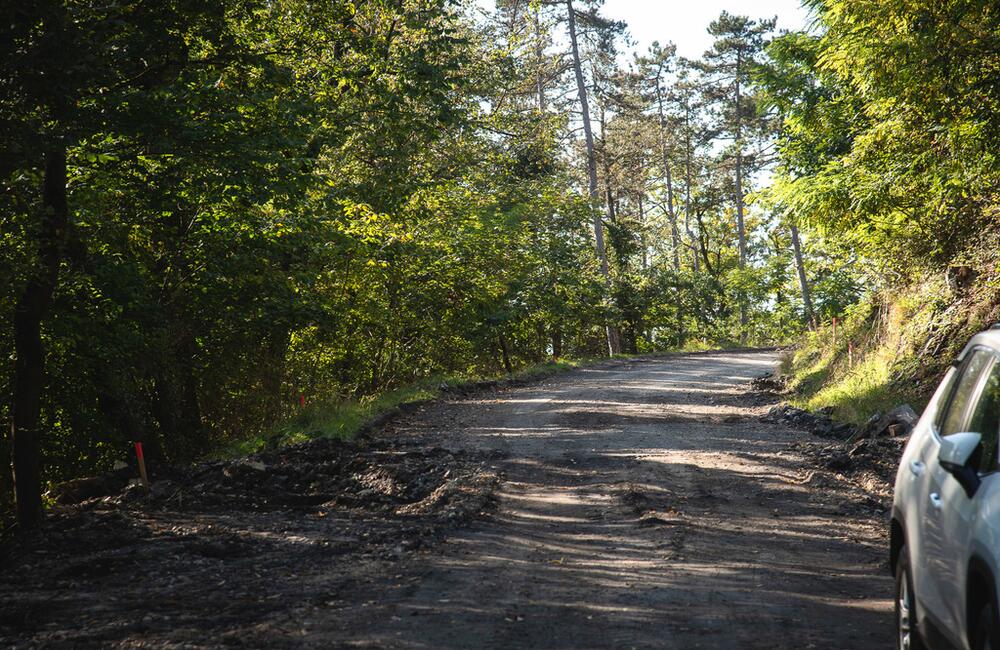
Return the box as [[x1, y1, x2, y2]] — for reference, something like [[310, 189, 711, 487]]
[[134, 442, 150, 495]]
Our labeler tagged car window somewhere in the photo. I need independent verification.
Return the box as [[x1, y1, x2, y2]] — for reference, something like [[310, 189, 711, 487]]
[[967, 357, 1000, 473], [940, 349, 994, 437]]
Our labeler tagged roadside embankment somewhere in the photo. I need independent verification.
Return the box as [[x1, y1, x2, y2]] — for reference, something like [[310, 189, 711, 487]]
[[772, 271, 1000, 497]]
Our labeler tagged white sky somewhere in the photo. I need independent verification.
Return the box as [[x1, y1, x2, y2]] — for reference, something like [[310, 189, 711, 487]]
[[604, 0, 812, 60], [475, 1, 813, 60]]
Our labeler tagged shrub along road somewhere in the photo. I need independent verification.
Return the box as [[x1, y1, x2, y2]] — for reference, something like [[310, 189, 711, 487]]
[[1, 351, 891, 648]]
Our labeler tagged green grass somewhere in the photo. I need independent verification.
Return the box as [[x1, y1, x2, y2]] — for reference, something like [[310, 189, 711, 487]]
[[791, 352, 925, 424], [782, 279, 970, 424], [219, 340, 802, 461], [215, 359, 581, 459], [783, 320, 923, 425]]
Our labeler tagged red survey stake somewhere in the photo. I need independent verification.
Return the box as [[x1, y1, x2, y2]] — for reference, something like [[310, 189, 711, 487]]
[[134, 441, 150, 494]]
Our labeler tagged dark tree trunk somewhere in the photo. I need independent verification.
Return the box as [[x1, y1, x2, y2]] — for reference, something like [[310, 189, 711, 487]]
[[695, 211, 716, 277], [624, 328, 638, 355], [11, 146, 68, 528], [261, 327, 290, 425], [498, 334, 514, 375], [151, 325, 202, 461]]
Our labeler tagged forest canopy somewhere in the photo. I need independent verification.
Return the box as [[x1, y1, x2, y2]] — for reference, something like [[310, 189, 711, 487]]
[[3, 0, 997, 526]]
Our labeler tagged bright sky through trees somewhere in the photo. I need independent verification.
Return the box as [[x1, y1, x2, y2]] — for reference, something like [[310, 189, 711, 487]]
[[605, 0, 811, 58], [475, 0, 811, 58]]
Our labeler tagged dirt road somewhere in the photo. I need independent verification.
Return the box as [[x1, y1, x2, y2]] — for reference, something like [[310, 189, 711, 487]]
[[0, 351, 892, 648], [323, 350, 892, 648]]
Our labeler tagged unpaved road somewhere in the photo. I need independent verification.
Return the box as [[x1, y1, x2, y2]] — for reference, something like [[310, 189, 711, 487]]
[[323, 350, 892, 648], [1, 350, 892, 648]]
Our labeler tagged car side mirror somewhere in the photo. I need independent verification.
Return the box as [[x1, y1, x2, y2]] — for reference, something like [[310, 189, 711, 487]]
[[939, 432, 983, 498]]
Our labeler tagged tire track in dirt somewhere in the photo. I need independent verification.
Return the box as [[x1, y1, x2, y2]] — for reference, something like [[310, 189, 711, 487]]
[[1, 351, 891, 648], [318, 350, 892, 649]]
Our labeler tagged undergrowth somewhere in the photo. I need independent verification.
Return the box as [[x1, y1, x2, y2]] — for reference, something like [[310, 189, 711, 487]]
[[216, 359, 581, 458], [783, 273, 1000, 424]]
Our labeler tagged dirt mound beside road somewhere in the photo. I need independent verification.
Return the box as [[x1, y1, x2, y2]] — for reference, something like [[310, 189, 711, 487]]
[[0, 433, 502, 648]]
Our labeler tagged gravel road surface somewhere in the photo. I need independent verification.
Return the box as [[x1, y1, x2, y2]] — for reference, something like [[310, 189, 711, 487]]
[[325, 350, 892, 649], [0, 350, 891, 648]]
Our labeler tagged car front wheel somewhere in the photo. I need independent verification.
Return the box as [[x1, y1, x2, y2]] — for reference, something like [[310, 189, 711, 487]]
[[973, 601, 999, 650], [896, 547, 924, 650]]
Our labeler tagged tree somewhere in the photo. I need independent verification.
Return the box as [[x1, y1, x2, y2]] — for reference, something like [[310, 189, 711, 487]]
[[1, 0, 482, 525], [672, 60, 705, 276], [763, 2, 1000, 278], [789, 224, 813, 324], [1, 0, 238, 528], [2, 0, 858, 529], [564, 0, 624, 355], [701, 12, 776, 344], [636, 42, 681, 273]]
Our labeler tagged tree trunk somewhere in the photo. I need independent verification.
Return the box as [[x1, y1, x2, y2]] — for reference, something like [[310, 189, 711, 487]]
[[655, 73, 684, 344], [261, 327, 290, 425], [638, 192, 648, 271], [695, 210, 717, 277], [654, 78, 680, 273], [735, 150, 747, 345], [534, 4, 545, 112], [11, 146, 68, 528], [734, 52, 748, 346], [790, 224, 813, 325], [151, 321, 203, 461], [498, 334, 513, 375], [566, 0, 619, 356], [683, 105, 699, 274], [551, 327, 563, 359]]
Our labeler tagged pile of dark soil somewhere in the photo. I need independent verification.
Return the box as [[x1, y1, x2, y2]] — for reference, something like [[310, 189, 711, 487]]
[[0, 433, 502, 648], [749, 373, 786, 393], [764, 403, 856, 439], [737, 373, 787, 407], [751, 373, 912, 500], [782, 404, 916, 499], [804, 436, 906, 500]]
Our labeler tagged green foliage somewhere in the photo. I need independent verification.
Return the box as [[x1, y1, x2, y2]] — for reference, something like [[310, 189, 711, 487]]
[[784, 280, 959, 423], [0, 0, 616, 501], [761, 0, 1000, 276], [3, 0, 899, 514], [758, 0, 1000, 419], [222, 359, 579, 457]]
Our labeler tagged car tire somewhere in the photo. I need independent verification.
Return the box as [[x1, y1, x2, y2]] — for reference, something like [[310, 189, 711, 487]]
[[973, 601, 999, 650], [896, 547, 925, 650]]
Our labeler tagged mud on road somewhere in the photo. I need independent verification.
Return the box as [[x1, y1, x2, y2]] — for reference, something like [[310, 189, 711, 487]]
[[1, 351, 892, 648]]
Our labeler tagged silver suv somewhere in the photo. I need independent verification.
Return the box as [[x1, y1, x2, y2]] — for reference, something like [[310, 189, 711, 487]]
[[892, 329, 1000, 649]]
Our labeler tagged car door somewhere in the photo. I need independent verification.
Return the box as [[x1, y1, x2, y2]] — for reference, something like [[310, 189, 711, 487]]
[[923, 347, 1000, 638], [918, 348, 995, 631]]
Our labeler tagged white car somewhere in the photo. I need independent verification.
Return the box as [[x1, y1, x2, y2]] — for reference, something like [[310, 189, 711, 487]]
[[892, 329, 1000, 649]]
